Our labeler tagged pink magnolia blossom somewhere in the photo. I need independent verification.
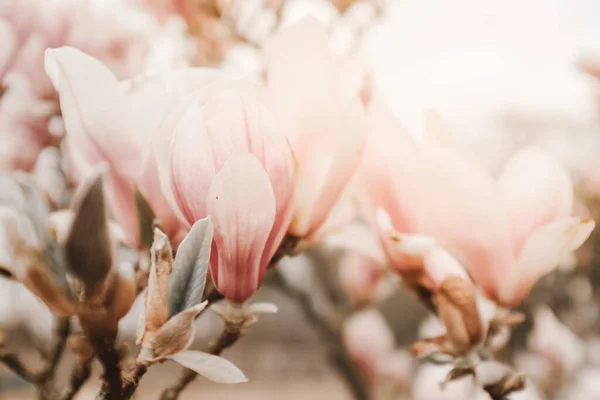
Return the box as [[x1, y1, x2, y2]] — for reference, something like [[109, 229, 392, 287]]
[[44, 46, 210, 246], [342, 308, 395, 383], [358, 102, 595, 307], [263, 17, 367, 239], [163, 89, 295, 302]]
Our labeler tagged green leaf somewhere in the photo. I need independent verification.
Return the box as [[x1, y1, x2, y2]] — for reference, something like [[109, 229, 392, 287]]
[[169, 218, 213, 316]]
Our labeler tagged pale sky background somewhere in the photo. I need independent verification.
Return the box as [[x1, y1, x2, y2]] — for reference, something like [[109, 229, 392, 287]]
[[364, 0, 600, 172]]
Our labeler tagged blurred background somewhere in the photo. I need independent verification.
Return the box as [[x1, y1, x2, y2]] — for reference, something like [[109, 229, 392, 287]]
[[3, 0, 600, 399]]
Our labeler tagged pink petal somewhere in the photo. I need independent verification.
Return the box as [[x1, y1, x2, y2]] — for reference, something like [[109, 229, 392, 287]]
[[499, 217, 595, 306], [264, 17, 335, 144], [423, 247, 470, 288], [291, 98, 367, 237], [339, 251, 386, 304], [168, 103, 216, 225], [153, 78, 257, 222], [415, 147, 514, 298], [207, 154, 276, 302], [342, 308, 395, 382], [259, 132, 295, 268], [45, 47, 131, 171], [325, 222, 387, 265], [498, 147, 573, 256], [357, 101, 420, 236], [0, 19, 15, 79]]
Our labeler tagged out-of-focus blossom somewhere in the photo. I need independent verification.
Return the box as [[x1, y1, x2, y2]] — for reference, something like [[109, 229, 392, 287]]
[[339, 251, 388, 305], [358, 102, 595, 307], [0, 76, 54, 171], [163, 90, 294, 302], [528, 306, 586, 375], [1, 0, 190, 173], [342, 308, 394, 383], [263, 17, 367, 240]]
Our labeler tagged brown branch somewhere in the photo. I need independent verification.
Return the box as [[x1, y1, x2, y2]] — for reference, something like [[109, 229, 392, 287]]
[[158, 324, 242, 400], [38, 317, 71, 382], [0, 353, 39, 382], [0, 317, 71, 400], [60, 360, 92, 400], [272, 269, 368, 400], [88, 333, 122, 400]]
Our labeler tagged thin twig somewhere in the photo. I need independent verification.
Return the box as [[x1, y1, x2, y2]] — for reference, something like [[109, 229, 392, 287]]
[[272, 269, 368, 400], [0, 353, 38, 382], [158, 324, 242, 400], [38, 317, 71, 382], [60, 360, 92, 400]]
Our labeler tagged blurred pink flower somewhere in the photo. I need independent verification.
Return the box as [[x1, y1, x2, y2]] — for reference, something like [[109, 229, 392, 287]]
[[0, 76, 54, 171], [342, 308, 395, 383], [0, 0, 39, 81], [528, 306, 585, 375], [263, 17, 367, 239], [163, 90, 294, 302], [358, 102, 595, 307], [1, 0, 183, 173], [339, 251, 387, 305]]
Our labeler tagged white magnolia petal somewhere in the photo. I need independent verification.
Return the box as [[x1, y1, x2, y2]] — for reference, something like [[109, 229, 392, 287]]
[[169, 350, 248, 384], [247, 302, 278, 314], [500, 217, 595, 304], [474, 361, 513, 386], [396, 234, 438, 256], [324, 222, 386, 264]]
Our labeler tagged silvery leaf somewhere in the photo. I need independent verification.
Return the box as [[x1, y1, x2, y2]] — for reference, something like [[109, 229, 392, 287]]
[[0, 174, 25, 209], [169, 218, 213, 316], [168, 350, 248, 384], [65, 170, 112, 287], [14, 174, 50, 237]]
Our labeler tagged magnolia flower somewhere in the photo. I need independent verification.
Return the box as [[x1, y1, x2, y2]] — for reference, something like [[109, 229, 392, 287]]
[[46, 47, 182, 247], [342, 308, 395, 382], [263, 17, 367, 240], [162, 90, 295, 302], [358, 103, 595, 307]]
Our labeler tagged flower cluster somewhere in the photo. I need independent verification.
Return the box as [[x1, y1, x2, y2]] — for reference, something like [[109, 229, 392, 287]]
[[0, 2, 597, 400]]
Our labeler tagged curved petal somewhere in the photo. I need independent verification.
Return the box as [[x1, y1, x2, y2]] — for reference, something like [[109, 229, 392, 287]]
[[423, 247, 470, 288], [207, 154, 276, 302], [498, 147, 573, 256], [499, 217, 595, 307], [414, 147, 514, 298], [259, 132, 295, 267], [167, 103, 217, 225], [357, 101, 420, 237], [264, 17, 335, 144], [292, 98, 367, 237], [45, 47, 131, 171], [153, 78, 257, 223]]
